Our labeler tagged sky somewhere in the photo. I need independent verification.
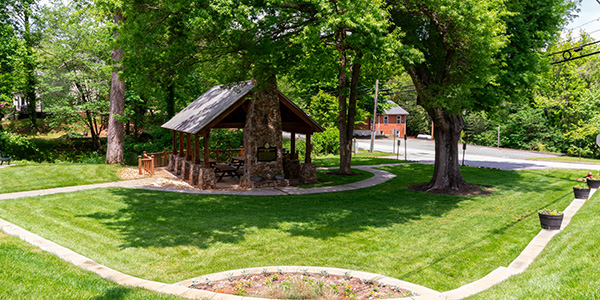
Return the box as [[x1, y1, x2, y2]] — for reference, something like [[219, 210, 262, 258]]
[[564, 0, 600, 41]]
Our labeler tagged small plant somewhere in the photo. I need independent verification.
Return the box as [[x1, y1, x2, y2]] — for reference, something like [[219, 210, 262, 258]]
[[344, 271, 352, 280], [539, 209, 563, 216], [300, 268, 309, 276], [234, 282, 247, 296], [191, 279, 198, 287], [262, 268, 270, 276], [574, 183, 589, 189], [320, 269, 329, 277], [277, 267, 283, 274], [227, 272, 234, 281], [241, 269, 250, 279], [204, 278, 212, 286]]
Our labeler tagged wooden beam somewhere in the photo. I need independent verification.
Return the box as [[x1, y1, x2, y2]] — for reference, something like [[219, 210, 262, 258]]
[[172, 130, 177, 155], [178, 131, 185, 157], [278, 93, 323, 133], [291, 132, 296, 158], [305, 133, 312, 163], [203, 130, 210, 168], [194, 134, 200, 164], [198, 96, 249, 135], [186, 133, 192, 161]]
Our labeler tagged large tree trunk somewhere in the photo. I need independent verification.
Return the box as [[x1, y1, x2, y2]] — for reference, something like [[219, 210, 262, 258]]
[[428, 108, 467, 192], [106, 10, 125, 164], [409, 66, 468, 193]]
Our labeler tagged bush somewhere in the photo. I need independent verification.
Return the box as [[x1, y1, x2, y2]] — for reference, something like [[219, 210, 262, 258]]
[[311, 127, 340, 156]]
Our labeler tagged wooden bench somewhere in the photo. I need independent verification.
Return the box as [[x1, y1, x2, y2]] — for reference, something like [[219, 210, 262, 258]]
[[0, 151, 11, 165], [214, 163, 241, 182]]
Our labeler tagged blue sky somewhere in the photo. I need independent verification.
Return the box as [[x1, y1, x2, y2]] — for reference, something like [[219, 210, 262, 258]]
[[564, 0, 600, 41]]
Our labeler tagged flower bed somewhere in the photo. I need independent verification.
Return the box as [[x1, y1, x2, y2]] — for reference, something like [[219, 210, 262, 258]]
[[191, 270, 412, 300]]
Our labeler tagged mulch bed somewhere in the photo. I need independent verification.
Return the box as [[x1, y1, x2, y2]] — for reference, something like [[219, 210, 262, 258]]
[[191, 272, 412, 300]]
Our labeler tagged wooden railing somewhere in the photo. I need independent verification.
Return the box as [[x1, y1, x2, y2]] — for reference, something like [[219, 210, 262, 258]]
[[143, 148, 244, 169], [138, 151, 155, 175]]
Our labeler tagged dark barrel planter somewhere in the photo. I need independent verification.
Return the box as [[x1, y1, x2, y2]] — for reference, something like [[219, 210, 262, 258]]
[[539, 213, 564, 230], [587, 179, 600, 189], [573, 187, 591, 199]]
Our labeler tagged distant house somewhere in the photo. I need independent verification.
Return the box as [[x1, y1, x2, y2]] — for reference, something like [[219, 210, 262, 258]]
[[355, 101, 409, 137]]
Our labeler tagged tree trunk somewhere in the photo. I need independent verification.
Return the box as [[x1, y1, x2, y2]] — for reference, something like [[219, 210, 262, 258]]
[[23, 7, 37, 130], [166, 84, 175, 119], [105, 10, 125, 164], [427, 107, 467, 191]]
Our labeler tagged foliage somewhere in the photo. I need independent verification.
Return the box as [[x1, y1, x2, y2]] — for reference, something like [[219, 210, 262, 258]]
[[311, 127, 340, 156], [37, 0, 111, 148], [538, 209, 563, 215], [499, 107, 562, 152]]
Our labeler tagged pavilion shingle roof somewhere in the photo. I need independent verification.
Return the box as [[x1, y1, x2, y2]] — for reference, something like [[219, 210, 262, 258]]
[[161, 81, 323, 134], [161, 82, 255, 134]]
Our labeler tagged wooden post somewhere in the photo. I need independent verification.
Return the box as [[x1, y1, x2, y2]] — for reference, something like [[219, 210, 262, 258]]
[[186, 133, 192, 161], [305, 133, 312, 164], [172, 130, 177, 155], [194, 134, 200, 164], [291, 132, 296, 159], [138, 155, 142, 175], [150, 155, 155, 175], [178, 131, 184, 157], [164, 149, 168, 166], [203, 130, 210, 168]]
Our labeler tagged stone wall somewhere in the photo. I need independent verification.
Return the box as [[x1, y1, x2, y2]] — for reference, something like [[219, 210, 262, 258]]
[[240, 77, 285, 188], [300, 163, 318, 184]]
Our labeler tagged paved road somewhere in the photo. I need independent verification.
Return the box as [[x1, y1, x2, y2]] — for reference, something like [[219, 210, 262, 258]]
[[356, 137, 600, 171]]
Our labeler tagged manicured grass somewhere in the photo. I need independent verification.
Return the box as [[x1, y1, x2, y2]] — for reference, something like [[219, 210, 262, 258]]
[[0, 232, 181, 300], [527, 156, 600, 164], [0, 165, 581, 293], [468, 191, 600, 299], [298, 168, 374, 188], [313, 152, 405, 167], [0, 164, 122, 194]]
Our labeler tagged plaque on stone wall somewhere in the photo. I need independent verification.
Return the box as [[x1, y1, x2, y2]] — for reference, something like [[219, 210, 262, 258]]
[[257, 143, 277, 162]]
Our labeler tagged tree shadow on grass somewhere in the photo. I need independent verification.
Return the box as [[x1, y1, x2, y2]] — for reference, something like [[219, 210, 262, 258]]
[[81, 164, 576, 250]]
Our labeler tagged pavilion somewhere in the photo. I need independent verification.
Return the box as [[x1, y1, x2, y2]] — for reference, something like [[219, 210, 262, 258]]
[[161, 81, 323, 189]]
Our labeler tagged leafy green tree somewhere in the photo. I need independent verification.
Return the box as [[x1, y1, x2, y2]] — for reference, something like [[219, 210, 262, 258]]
[[37, 0, 111, 149], [390, 0, 507, 192], [1, 0, 41, 130]]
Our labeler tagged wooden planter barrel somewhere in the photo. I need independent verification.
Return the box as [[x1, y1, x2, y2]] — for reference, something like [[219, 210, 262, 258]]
[[538, 213, 564, 230], [587, 179, 600, 189], [573, 187, 590, 199]]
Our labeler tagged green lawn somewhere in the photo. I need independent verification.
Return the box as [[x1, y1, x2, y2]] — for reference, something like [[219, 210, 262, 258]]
[[0, 164, 581, 293], [299, 168, 374, 188], [0, 232, 181, 300], [527, 156, 600, 164], [0, 164, 122, 194], [313, 151, 405, 167], [469, 191, 600, 299]]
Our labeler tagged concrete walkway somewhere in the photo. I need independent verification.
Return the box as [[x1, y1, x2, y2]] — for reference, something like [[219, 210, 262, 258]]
[[0, 164, 594, 299]]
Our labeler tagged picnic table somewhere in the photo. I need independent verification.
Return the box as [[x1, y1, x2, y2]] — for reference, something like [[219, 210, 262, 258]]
[[214, 163, 241, 182]]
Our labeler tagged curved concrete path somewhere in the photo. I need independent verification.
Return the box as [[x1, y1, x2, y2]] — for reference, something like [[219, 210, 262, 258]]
[[0, 164, 595, 299]]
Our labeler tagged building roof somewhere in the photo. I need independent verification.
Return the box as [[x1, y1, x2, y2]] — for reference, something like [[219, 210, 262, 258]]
[[161, 81, 324, 135], [383, 101, 409, 115]]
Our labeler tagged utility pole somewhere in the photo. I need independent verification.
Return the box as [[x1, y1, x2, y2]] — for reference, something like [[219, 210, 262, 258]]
[[369, 79, 379, 153]]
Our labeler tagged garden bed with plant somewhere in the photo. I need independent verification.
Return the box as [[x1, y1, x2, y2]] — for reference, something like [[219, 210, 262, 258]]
[[191, 271, 411, 300]]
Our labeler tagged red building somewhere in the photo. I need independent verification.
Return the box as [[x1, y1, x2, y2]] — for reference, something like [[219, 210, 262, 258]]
[[355, 101, 409, 137]]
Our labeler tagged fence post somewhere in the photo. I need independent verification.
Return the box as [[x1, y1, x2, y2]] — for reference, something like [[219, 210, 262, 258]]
[[138, 156, 142, 175], [150, 155, 155, 175]]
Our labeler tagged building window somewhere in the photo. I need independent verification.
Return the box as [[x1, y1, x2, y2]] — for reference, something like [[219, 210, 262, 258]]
[[397, 116, 402, 124], [384, 116, 388, 124]]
